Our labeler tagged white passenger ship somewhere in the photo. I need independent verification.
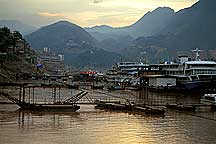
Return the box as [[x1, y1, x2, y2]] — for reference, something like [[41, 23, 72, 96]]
[[158, 48, 216, 90]]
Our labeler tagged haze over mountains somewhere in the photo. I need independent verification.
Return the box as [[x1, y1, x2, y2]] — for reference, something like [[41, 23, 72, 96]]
[[1, 0, 215, 69], [25, 21, 124, 69], [158, 0, 216, 53], [86, 7, 175, 39], [0, 20, 37, 35], [127, 0, 216, 62], [25, 21, 97, 53]]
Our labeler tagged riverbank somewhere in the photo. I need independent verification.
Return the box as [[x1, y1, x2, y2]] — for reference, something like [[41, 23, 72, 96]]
[[0, 57, 37, 83]]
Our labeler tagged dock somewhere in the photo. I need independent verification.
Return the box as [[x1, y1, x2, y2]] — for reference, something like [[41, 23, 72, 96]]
[[1, 82, 216, 114]]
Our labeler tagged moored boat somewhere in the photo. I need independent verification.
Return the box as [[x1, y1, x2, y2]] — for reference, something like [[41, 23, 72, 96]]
[[200, 94, 216, 105], [19, 103, 80, 112], [166, 103, 196, 112]]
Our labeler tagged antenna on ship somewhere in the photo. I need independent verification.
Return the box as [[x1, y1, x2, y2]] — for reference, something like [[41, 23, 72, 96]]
[[192, 48, 202, 61]]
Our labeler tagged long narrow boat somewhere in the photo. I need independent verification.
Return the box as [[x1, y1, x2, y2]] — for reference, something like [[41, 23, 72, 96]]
[[166, 104, 196, 112], [0, 90, 80, 112], [19, 103, 80, 112]]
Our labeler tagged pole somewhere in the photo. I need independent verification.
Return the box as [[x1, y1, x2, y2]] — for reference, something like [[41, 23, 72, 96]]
[[32, 87, 35, 104], [19, 86, 22, 102], [58, 87, 61, 102], [22, 86, 25, 103], [53, 87, 56, 103], [29, 87, 31, 103]]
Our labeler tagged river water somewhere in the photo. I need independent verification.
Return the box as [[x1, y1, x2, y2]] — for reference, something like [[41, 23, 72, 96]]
[[0, 88, 216, 144]]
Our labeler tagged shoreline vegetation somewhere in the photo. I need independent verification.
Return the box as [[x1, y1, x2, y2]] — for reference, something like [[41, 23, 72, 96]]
[[0, 27, 39, 83]]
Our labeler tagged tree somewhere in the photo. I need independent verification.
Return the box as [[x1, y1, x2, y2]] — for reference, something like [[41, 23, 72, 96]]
[[13, 31, 23, 40], [0, 27, 15, 52]]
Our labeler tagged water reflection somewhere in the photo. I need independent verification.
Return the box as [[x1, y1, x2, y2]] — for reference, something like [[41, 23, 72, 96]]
[[1, 104, 216, 144], [1, 87, 216, 144]]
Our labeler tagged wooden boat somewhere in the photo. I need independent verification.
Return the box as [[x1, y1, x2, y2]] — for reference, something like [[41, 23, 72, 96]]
[[134, 105, 166, 115], [95, 101, 132, 111], [19, 103, 80, 112], [145, 107, 166, 115], [166, 104, 196, 112]]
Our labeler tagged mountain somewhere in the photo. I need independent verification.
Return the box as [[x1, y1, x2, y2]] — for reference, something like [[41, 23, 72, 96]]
[[25, 21, 124, 69], [98, 35, 134, 53], [86, 25, 127, 41], [126, 7, 174, 37], [0, 20, 37, 35], [86, 7, 174, 53], [25, 21, 98, 53], [123, 0, 216, 62], [64, 49, 125, 70], [86, 25, 116, 34], [157, 0, 216, 54], [86, 7, 174, 39]]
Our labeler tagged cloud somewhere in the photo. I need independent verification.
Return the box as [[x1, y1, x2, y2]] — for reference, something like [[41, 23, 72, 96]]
[[20, 12, 70, 27], [0, 0, 198, 27], [93, 0, 103, 4], [38, 12, 66, 18]]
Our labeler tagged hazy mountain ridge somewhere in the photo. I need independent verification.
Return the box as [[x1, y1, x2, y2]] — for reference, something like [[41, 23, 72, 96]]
[[25, 0, 216, 69], [85, 7, 175, 39], [156, 0, 216, 54], [86, 7, 175, 54], [121, 0, 216, 62], [25, 21, 125, 69], [0, 20, 37, 35], [25, 21, 97, 53]]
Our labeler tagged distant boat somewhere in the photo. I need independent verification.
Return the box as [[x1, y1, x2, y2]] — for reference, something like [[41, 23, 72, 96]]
[[107, 85, 125, 91], [166, 104, 196, 112], [201, 94, 216, 105]]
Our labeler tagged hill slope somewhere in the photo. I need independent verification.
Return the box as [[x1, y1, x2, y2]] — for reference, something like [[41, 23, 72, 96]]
[[25, 21, 97, 53], [158, 0, 216, 53], [122, 0, 216, 62]]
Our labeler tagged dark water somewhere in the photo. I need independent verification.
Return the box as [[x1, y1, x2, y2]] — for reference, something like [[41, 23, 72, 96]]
[[1, 88, 216, 144]]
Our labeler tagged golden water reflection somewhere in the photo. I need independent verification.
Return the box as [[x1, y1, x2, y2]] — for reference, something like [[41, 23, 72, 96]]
[[1, 104, 216, 144]]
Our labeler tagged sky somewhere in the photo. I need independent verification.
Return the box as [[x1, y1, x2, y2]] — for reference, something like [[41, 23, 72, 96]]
[[0, 0, 198, 28]]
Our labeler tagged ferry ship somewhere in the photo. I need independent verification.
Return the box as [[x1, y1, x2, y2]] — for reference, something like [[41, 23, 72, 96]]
[[136, 48, 216, 93], [108, 48, 216, 92], [159, 48, 216, 90]]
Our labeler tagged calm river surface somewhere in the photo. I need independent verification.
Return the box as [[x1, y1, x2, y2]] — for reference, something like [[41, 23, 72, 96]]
[[1, 87, 216, 144], [0, 104, 216, 144]]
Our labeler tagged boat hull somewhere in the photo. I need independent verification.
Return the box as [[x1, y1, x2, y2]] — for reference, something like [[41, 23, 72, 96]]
[[19, 103, 80, 112]]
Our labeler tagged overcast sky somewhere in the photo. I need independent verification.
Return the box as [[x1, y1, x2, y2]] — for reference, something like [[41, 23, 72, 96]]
[[0, 0, 198, 28]]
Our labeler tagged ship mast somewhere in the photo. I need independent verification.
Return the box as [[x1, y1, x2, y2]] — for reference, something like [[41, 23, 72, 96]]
[[192, 48, 202, 61]]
